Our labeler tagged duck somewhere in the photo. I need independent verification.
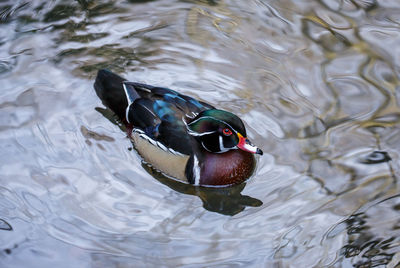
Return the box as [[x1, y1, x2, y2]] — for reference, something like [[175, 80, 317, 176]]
[[94, 69, 263, 187]]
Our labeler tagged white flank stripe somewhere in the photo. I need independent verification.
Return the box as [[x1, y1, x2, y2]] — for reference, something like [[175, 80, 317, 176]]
[[136, 132, 185, 156], [156, 141, 168, 152], [193, 155, 201, 186], [168, 148, 177, 155], [168, 148, 185, 156], [148, 138, 157, 146], [133, 128, 144, 134], [139, 134, 148, 140]]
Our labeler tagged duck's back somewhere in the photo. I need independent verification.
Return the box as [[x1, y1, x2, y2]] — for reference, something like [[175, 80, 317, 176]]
[[94, 69, 214, 156]]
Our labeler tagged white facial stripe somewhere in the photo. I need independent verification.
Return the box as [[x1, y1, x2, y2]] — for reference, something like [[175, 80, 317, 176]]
[[218, 135, 230, 153], [188, 130, 216, 137], [187, 116, 239, 135], [201, 141, 212, 152]]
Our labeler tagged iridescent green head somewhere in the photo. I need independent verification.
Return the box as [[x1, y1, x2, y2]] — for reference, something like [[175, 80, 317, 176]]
[[187, 109, 263, 155]]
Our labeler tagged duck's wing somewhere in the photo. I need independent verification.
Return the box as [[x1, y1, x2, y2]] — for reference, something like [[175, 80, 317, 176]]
[[94, 69, 214, 155], [124, 82, 215, 155]]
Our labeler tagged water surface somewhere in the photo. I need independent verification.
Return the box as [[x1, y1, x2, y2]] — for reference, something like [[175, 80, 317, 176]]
[[1, 0, 400, 267]]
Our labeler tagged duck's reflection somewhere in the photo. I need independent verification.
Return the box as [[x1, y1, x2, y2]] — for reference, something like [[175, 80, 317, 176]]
[[96, 107, 262, 216], [142, 164, 262, 216]]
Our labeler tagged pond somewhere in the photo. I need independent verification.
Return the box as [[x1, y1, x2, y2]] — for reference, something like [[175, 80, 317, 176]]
[[1, 0, 400, 267]]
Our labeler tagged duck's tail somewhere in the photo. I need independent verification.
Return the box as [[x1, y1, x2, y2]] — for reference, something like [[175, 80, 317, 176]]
[[94, 69, 128, 120]]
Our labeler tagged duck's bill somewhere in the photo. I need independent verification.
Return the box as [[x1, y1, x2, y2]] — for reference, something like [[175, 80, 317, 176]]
[[237, 133, 263, 155]]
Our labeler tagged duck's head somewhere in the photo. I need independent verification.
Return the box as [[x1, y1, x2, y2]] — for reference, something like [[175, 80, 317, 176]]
[[186, 109, 263, 155]]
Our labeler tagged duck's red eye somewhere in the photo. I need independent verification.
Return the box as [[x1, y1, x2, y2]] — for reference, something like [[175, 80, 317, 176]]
[[222, 128, 232, 136]]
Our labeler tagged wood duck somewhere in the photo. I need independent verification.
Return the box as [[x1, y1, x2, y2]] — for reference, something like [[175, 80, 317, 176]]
[[94, 69, 263, 187]]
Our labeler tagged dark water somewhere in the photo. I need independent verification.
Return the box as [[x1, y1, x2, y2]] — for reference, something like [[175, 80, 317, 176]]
[[1, 0, 400, 267]]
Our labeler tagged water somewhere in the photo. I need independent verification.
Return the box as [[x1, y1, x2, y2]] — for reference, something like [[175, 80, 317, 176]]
[[1, 0, 399, 267]]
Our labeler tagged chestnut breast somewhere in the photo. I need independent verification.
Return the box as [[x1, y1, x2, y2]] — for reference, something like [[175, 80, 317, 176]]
[[199, 149, 256, 186]]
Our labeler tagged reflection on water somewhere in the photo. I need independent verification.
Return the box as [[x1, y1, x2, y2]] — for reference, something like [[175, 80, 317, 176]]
[[330, 194, 400, 267], [1, 0, 400, 267], [144, 164, 263, 216]]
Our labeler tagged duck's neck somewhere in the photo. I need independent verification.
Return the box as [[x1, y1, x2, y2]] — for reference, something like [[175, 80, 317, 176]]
[[186, 140, 256, 186]]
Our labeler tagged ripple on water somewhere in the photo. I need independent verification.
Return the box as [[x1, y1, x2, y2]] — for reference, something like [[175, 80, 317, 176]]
[[0, 0, 400, 267]]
